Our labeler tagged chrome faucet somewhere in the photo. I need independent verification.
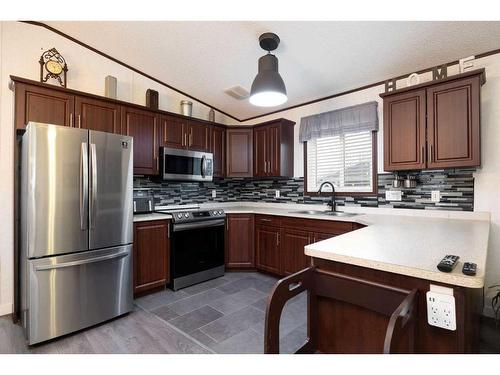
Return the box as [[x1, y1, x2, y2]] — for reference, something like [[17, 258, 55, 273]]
[[318, 182, 337, 212]]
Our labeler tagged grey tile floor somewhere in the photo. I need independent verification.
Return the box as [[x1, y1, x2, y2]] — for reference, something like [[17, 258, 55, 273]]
[[0, 272, 308, 354]]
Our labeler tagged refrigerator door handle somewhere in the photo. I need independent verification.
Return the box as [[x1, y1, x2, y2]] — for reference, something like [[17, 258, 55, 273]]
[[90, 143, 98, 229], [34, 250, 129, 271], [80, 142, 89, 230]]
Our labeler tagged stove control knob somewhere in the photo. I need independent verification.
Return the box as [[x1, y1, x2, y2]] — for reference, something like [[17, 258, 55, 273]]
[[218, 210, 223, 215], [184, 212, 189, 218], [177, 213, 183, 219], [213, 211, 218, 215]]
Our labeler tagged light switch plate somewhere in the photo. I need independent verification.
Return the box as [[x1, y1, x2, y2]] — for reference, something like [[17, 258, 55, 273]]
[[211, 190, 216, 198], [431, 190, 441, 202], [385, 190, 402, 201], [426, 288, 456, 331], [275, 190, 280, 198]]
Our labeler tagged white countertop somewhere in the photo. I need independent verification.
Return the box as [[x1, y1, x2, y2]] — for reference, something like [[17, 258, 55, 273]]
[[133, 212, 171, 222], [134, 202, 490, 288]]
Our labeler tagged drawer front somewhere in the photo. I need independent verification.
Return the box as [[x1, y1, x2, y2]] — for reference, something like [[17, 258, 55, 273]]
[[27, 245, 133, 344], [255, 214, 282, 227]]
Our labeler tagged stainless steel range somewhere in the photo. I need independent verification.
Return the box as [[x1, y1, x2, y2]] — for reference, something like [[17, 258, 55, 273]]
[[155, 205, 225, 290]]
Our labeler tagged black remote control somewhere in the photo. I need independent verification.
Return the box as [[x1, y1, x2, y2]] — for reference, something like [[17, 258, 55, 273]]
[[462, 262, 477, 276], [437, 255, 460, 272]]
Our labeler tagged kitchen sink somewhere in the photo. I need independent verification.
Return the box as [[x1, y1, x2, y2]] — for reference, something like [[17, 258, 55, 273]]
[[290, 210, 328, 215], [290, 210, 359, 217], [323, 211, 359, 217]]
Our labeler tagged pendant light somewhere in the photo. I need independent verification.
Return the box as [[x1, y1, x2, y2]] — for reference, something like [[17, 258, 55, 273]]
[[249, 32, 287, 107]]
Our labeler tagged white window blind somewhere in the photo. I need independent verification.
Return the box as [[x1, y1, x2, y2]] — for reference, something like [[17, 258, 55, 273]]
[[306, 131, 373, 193]]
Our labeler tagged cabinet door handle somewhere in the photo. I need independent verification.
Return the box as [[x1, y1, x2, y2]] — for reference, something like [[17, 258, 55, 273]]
[[428, 144, 432, 164], [421, 146, 425, 164], [77, 114, 81, 128], [431, 145, 434, 163], [260, 218, 272, 222], [167, 223, 170, 239], [189, 130, 193, 147], [276, 233, 280, 246], [70, 113, 74, 127]]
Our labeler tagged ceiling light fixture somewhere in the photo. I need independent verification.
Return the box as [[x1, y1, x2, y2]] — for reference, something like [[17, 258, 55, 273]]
[[249, 32, 287, 107]]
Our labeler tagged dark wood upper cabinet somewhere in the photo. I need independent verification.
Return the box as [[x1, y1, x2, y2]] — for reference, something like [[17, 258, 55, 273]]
[[426, 77, 481, 168], [253, 127, 268, 177], [225, 214, 254, 269], [159, 116, 209, 152], [133, 220, 170, 296], [15, 82, 74, 129], [211, 125, 225, 177], [121, 106, 160, 175], [187, 121, 209, 152], [226, 128, 254, 177], [74, 95, 121, 133], [383, 90, 426, 171], [160, 115, 185, 149], [381, 69, 484, 171], [255, 224, 281, 275], [253, 119, 295, 177]]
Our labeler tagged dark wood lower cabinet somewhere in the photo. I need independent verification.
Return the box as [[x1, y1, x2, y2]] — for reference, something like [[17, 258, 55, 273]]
[[225, 214, 254, 268], [133, 220, 170, 297], [225, 214, 363, 277], [281, 228, 312, 275], [255, 225, 282, 275], [311, 258, 482, 353]]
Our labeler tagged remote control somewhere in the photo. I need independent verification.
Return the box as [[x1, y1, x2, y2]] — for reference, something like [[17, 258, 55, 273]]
[[462, 262, 477, 276], [437, 255, 460, 272]]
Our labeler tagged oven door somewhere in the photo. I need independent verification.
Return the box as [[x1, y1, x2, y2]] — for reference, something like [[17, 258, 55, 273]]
[[171, 220, 225, 281], [161, 147, 213, 181]]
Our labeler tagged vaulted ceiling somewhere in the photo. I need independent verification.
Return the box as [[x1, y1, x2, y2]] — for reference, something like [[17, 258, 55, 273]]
[[44, 21, 500, 121]]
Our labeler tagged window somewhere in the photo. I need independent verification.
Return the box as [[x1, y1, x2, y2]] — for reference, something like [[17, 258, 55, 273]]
[[305, 131, 376, 195]]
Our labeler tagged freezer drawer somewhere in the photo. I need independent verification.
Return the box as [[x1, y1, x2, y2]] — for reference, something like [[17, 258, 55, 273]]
[[25, 245, 133, 345]]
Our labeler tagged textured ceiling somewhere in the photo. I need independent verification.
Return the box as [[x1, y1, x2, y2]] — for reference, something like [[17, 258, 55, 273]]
[[44, 21, 500, 120]]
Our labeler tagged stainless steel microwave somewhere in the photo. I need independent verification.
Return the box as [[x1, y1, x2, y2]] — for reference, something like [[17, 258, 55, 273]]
[[160, 147, 213, 181]]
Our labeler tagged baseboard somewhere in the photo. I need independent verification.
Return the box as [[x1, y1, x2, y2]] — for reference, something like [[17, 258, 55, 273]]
[[0, 302, 13, 317]]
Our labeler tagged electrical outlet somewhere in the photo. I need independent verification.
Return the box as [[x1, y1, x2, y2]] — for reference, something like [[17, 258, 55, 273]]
[[211, 190, 216, 198], [385, 190, 402, 201], [426, 286, 456, 331], [431, 190, 441, 202], [275, 190, 280, 198]]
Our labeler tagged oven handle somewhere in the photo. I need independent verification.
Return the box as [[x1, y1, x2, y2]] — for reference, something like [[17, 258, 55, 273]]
[[172, 219, 225, 232]]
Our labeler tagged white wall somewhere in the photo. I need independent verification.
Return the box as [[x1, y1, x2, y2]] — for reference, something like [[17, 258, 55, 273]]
[[0, 21, 235, 316], [242, 55, 500, 316]]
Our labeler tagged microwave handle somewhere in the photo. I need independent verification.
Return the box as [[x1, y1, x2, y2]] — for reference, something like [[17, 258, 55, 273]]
[[201, 155, 206, 178]]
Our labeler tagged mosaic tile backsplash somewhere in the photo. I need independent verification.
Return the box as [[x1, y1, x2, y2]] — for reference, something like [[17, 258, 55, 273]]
[[134, 168, 475, 211]]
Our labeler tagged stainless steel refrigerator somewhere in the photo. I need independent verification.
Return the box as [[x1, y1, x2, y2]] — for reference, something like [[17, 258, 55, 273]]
[[20, 122, 134, 345]]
